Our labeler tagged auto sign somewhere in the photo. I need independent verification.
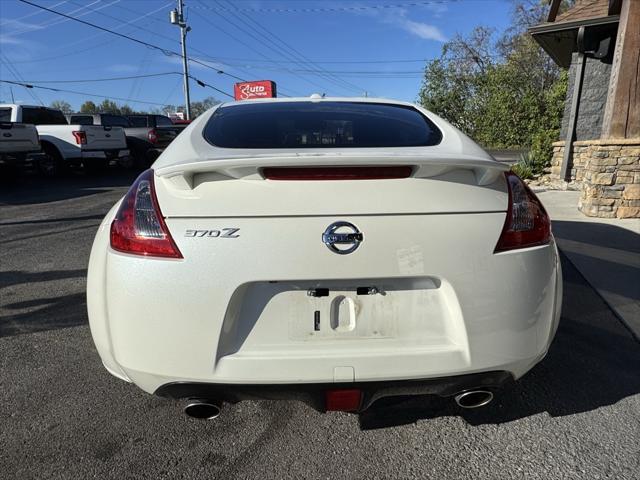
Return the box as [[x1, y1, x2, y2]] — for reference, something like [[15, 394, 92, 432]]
[[233, 80, 277, 101]]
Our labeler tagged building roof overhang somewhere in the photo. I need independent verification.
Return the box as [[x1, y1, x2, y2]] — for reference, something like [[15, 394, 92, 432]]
[[529, 15, 619, 67]]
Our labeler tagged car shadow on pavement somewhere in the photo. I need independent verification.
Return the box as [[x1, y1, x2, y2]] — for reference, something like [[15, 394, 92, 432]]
[[552, 220, 640, 305], [0, 269, 88, 337], [0, 291, 87, 338], [359, 254, 640, 430], [0, 170, 138, 206]]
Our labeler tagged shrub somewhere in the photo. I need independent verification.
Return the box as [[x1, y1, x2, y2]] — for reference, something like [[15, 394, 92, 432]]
[[511, 151, 535, 179]]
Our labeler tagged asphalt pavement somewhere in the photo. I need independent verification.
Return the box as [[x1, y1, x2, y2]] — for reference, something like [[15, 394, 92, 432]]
[[1, 171, 639, 479]]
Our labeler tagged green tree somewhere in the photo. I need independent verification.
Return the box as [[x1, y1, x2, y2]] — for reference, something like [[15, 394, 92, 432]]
[[418, 27, 494, 139], [80, 101, 98, 113], [161, 97, 220, 119], [418, 1, 571, 173], [190, 97, 220, 118], [50, 100, 72, 114], [119, 104, 134, 115], [98, 99, 119, 114]]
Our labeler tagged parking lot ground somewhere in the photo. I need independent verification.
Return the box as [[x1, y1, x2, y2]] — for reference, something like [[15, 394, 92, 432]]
[[1, 172, 639, 479], [539, 190, 640, 339]]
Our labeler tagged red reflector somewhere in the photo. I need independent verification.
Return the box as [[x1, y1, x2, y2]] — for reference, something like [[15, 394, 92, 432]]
[[262, 166, 413, 180], [325, 389, 362, 412]]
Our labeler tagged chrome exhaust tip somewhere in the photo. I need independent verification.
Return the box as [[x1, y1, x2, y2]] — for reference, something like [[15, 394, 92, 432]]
[[454, 390, 494, 409], [184, 399, 222, 420]]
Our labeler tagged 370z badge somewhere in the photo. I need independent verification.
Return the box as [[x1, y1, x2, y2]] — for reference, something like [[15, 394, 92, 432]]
[[185, 228, 240, 238]]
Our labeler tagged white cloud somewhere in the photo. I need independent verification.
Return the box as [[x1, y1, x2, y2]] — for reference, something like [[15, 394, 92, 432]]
[[401, 20, 447, 42], [0, 34, 39, 61], [0, 19, 44, 35], [363, 7, 447, 43], [0, 35, 25, 46]]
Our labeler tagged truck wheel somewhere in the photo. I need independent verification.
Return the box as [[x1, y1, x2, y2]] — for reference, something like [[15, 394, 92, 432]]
[[38, 145, 62, 177]]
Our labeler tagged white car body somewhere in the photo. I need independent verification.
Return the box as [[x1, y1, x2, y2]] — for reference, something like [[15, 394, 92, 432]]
[[87, 97, 562, 414], [0, 104, 129, 165]]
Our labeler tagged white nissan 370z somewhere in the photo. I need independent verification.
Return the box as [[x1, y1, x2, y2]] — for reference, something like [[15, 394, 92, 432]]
[[87, 97, 562, 418]]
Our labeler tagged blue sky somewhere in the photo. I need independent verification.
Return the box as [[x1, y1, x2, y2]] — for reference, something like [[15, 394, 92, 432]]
[[0, 0, 512, 111]]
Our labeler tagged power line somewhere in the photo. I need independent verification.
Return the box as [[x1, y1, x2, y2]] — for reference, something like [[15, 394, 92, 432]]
[[219, 0, 366, 94], [243, 67, 425, 75], [188, 76, 234, 99], [216, 0, 362, 94], [0, 55, 45, 106], [189, 3, 311, 96], [9, 0, 121, 36], [66, 0, 178, 46], [196, 1, 348, 95], [64, 0, 262, 88], [6, 2, 174, 65], [16, 0, 240, 94], [0, 73, 234, 100], [190, 0, 461, 14], [12, 5, 431, 71], [0, 0, 68, 26], [17, 72, 182, 84], [17, 0, 176, 55], [10, 0, 307, 97], [0, 79, 172, 106], [160, 76, 184, 105], [198, 57, 432, 65]]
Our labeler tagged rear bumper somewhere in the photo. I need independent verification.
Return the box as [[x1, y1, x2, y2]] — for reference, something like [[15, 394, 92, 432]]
[[0, 152, 28, 165], [77, 149, 130, 161], [154, 370, 515, 412], [88, 209, 563, 395]]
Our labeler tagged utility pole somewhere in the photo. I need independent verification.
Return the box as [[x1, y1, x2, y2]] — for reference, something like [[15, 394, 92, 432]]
[[170, 0, 191, 120]]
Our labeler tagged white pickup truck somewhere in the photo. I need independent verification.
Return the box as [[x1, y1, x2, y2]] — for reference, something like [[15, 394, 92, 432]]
[[0, 104, 129, 176], [0, 120, 41, 171]]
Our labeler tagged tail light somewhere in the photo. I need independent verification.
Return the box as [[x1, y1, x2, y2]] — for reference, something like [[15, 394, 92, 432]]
[[147, 129, 158, 144], [72, 130, 87, 145], [110, 169, 182, 258], [495, 172, 551, 252], [262, 166, 413, 180]]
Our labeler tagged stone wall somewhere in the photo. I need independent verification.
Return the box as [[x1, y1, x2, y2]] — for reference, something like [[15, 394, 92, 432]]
[[551, 142, 587, 181], [549, 139, 640, 218], [560, 53, 613, 141]]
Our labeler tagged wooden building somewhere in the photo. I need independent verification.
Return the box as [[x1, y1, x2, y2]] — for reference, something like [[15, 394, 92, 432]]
[[530, 0, 639, 218]]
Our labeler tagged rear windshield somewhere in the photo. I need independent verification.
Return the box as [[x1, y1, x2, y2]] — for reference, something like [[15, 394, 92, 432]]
[[155, 115, 173, 127], [22, 107, 68, 125], [69, 115, 93, 125], [102, 114, 130, 127], [128, 116, 148, 127], [203, 101, 442, 149]]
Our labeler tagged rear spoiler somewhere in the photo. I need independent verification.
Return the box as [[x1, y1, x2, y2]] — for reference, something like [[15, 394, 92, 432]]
[[155, 154, 510, 190]]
